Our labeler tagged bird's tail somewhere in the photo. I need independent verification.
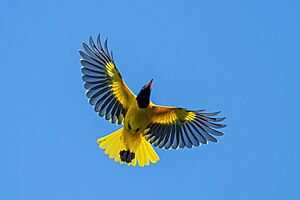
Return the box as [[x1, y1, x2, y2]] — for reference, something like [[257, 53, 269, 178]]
[[97, 128, 159, 167]]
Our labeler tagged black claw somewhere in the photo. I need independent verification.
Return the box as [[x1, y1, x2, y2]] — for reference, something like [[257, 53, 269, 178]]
[[130, 152, 135, 160], [119, 150, 124, 157]]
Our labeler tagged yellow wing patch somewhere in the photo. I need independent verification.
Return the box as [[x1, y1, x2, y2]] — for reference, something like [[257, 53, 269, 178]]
[[151, 106, 196, 124], [106, 61, 136, 109]]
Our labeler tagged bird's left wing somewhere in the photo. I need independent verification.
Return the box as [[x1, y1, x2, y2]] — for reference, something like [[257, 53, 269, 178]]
[[80, 35, 136, 124], [146, 106, 226, 149]]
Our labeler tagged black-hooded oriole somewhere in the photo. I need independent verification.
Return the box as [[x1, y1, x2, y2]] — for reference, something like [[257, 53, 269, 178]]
[[79, 35, 226, 167]]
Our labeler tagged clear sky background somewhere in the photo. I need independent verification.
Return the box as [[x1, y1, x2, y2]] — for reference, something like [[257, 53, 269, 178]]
[[1, 0, 300, 200]]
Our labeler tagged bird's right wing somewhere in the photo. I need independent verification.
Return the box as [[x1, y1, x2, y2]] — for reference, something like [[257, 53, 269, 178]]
[[146, 106, 226, 149], [80, 35, 136, 124]]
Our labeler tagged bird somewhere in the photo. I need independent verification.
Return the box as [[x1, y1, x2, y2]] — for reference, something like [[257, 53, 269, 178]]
[[79, 35, 226, 167]]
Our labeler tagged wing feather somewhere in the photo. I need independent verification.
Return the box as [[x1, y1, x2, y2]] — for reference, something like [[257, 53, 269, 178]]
[[146, 106, 226, 149], [80, 35, 135, 124]]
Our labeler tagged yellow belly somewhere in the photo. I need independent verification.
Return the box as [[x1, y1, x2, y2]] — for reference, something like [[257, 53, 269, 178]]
[[124, 103, 153, 134]]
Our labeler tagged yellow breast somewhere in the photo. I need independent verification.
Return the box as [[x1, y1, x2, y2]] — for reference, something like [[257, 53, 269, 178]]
[[124, 102, 153, 134]]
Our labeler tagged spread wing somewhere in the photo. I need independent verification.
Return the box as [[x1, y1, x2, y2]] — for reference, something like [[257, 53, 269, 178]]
[[80, 35, 136, 124], [146, 106, 226, 149]]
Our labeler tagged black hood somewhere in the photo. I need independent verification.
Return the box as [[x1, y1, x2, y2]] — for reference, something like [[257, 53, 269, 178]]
[[136, 79, 153, 108]]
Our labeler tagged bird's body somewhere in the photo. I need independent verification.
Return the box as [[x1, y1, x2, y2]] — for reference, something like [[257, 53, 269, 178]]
[[80, 35, 226, 167], [123, 102, 153, 135]]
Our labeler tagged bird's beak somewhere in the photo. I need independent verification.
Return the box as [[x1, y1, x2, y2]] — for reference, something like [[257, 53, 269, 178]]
[[146, 79, 153, 89]]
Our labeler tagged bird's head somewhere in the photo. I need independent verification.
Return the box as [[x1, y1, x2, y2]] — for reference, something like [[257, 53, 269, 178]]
[[136, 79, 153, 108]]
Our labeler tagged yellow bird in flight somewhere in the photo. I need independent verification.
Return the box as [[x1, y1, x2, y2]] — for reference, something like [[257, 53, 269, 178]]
[[79, 35, 226, 167]]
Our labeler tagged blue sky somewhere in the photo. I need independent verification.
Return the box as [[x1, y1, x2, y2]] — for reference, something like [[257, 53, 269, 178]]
[[1, 0, 300, 199]]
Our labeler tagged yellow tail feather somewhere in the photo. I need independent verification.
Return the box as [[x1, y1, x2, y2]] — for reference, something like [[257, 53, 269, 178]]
[[97, 128, 159, 167]]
